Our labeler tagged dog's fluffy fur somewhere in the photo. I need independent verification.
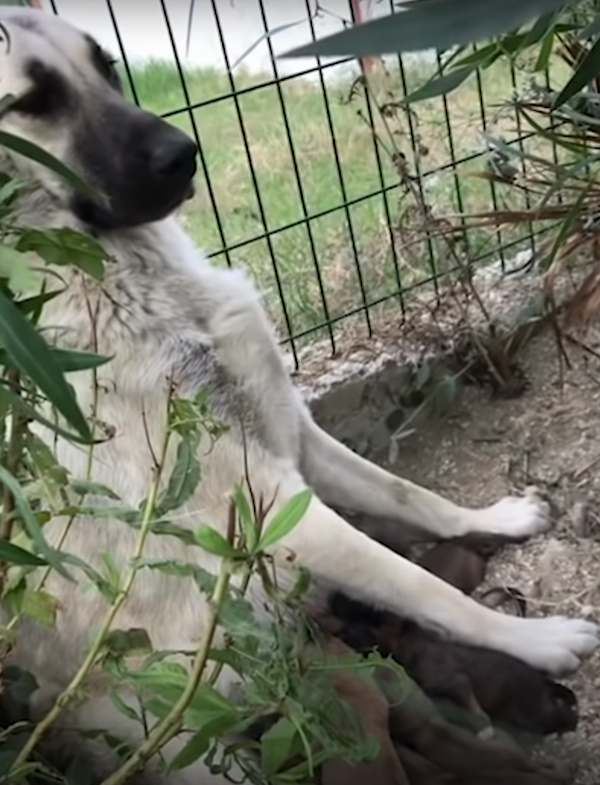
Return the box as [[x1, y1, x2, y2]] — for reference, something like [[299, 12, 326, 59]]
[[0, 8, 598, 783]]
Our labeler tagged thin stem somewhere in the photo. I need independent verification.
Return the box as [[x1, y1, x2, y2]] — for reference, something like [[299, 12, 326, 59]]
[[99, 559, 234, 785], [11, 393, 173, 771], [0, 369, 23, 540], [0, 369, 26, 599], [6, 293, 103, 632]]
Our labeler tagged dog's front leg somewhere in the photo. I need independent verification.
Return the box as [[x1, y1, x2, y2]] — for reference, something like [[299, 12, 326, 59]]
[[264, 479, 597, 676], [298, 409, 550, 540]]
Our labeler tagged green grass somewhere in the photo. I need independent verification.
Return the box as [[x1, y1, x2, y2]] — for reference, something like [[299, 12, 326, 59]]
[[123, 56, 572, 346]]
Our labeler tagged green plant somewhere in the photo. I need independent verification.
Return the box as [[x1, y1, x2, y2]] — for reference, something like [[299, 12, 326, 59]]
[[0, 135, 402, 785]]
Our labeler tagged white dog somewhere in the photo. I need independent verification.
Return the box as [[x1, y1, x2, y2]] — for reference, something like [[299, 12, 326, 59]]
[[0, 7, 596, 784]]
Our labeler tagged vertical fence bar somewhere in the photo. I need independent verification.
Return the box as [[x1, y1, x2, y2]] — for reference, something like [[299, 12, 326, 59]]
[[255, 0, 336, 354], [387, 0, 439, 296], [509, 60, 536, 256], [347, 0, 405, 317], [208, 0, 299, 366], [473, 48, 506, 269], [42, 1, 558, 358], [435, 52, 470, 262], [544, 64, 563, 206], [104, 0, 140, 105], [154, 0, 235, 274]]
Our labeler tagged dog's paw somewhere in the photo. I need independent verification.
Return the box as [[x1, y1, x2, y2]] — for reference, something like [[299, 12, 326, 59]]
[[501, 615, 599, 675], [471, 486, 551, 539]]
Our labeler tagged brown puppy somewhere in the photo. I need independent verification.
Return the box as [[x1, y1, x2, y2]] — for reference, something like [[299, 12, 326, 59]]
[[376, 664, 569, 785], [327, 533, 578, 738], [318, 638, 409, 785], [244, 635, 409, 785]]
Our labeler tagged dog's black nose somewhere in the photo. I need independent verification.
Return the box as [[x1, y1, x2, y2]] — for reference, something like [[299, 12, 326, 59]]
[[150, 134, 198, 181]]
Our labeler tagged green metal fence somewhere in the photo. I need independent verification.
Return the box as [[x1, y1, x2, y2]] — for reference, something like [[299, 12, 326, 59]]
[[46, 0, 558, 368]]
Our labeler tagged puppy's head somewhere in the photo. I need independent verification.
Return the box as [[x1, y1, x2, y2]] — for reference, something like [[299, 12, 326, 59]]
[[0, 8, 197, 230]]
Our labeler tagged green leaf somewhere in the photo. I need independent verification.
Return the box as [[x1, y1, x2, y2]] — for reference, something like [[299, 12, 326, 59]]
[[0, 383, 95, 446], [0, 347, 111, 374], [194, 525, 239, 558], [138, 559, 218, 595], [285, 566, 312, 605], [0, 245, 37, 291], [534, 28, 556, 71], [258, 489, 312, 552], [233, 483, 258, 551], [553, 36, 600, 109], [157, 435, 201, 515], [404, 65, 477, 104], [20, 589, 59, 626], [49, 349, 112, 373], [281, 0, 568, 59], [519, 9, 560, 49], [0, 540, 47, 567], [16, 227, 106, 281], [168, 730, 212, 771], [538, 187, 590, 272], [59, 551, 118, 602], [102, 628, 153, 657], [121, 663, 238, 733], [110, 690, 143, 723], [100, 551, 122, 591], [0, 173, 25, 207], [0, 464, 73, 581], [16, 287, 63, 322], [0, 130, 101, 200], [169, 705, 242, 771], [70, 479, 120, 500], [580, 14, 600, 41], [26, 432, 70, 502], [261, 716, 300, 776], [0, 286, 91, 439]]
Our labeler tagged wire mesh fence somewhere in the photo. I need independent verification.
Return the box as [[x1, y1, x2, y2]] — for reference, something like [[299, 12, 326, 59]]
[[42, 0, 562, 368]]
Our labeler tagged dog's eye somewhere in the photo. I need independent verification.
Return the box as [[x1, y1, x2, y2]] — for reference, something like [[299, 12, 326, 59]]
[[87, 37, 121, 91], [12, 60, 70, 117]]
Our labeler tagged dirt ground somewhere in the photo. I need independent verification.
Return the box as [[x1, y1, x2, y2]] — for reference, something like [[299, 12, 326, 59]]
[[382, 322, 600, 784]]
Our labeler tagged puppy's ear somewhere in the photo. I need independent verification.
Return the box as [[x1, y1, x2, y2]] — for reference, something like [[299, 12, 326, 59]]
[[546, 682, 578, 733]]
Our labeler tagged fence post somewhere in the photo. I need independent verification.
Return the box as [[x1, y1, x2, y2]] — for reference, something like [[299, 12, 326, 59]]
[[349, 0, 378, 73]]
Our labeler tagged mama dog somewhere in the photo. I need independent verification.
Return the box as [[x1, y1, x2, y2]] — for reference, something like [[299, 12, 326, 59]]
[[0, 7, 597, 783]]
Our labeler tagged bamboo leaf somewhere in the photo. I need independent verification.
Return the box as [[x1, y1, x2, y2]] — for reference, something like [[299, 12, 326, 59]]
[[157, 435, 201, 516], [0, 131, 101, 200], [404, 65, 477, 104], [0, 287, 91, 440], [0, 540, 47, 567], [0, 347, 111, 374], [16, 228, 106, 281], [0, 464, 73, 580], [554, 36, 600, 109], [194, 525, 239, 558], [258, 489, 312, 552], [282, 0, 569, 59]]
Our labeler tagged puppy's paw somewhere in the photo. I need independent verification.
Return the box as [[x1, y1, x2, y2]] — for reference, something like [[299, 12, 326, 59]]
[[500, 615, 599, 675], [471, 486, 551, 539]]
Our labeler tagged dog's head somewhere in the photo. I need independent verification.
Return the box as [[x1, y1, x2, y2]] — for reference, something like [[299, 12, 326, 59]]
[[0, 8, 198, 230]]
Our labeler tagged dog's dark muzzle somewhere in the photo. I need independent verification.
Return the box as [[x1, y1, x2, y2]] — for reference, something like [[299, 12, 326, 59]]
[[72, 102, 199, 230]]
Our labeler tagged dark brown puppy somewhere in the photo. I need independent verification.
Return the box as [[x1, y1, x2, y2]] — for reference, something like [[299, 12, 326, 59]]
[[398, 744, 569, 785], [327, 533, 578, 738], [376, 664, 570, 785], [417, 538, 500, 596]]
